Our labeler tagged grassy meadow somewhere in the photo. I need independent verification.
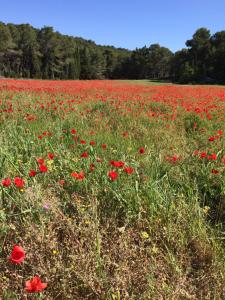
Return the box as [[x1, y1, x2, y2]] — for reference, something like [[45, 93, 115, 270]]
[[0, 79, 225, 299]]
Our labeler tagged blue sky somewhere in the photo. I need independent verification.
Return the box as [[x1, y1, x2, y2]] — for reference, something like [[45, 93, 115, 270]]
[[0, 0, 224, 52]]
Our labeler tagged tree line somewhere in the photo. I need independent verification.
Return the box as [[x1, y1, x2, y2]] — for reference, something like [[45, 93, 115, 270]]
[[0, 22, 224, 83]]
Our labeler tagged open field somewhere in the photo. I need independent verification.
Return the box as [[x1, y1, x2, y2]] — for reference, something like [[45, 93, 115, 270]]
[[119, 80, 174, 86], [0, 79, 225, 299], [119, 80, 225, 87]]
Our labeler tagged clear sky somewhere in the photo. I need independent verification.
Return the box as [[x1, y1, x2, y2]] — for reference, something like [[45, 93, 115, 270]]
[[0, 0, 224, 52]]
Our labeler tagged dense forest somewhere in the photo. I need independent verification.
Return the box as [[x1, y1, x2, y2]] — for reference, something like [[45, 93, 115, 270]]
[[0, 22, 224, 83]]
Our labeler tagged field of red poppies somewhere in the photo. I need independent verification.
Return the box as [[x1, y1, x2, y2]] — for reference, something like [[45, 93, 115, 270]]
[[0, 79, 225, 299]]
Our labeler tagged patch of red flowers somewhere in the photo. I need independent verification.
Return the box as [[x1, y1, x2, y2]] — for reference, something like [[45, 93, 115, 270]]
[[71, 171, 85, 180], [110, 160, 125, 168], [166, 155, 180, 163]]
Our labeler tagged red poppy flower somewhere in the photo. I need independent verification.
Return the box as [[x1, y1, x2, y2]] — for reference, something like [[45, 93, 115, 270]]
[[48, 153, 54, 160], [139, 147, 145, 154], [207, 153, 217, 160], [9, 245, 25, 264], [71, 172, 85, 180], [211, 169, 219, 174], [39, 165, 48, 172], [222, 157, 225, 164], [200, 152, 207, 158], [2, 178, 11, 187], [102, 144, 107, 150], [124, 167, 134, 174], [71, 129, 77, 134], [108, 170, 118, 181], [208, 136, 215, 142], [80, 139, 86, 144], [110, 161, 125, 168], [25, 276, 47, 293], [58, 179, 65, 185], [90, 163, 95, 171], [14, 177, 25, 188], [29, 170, 37, 177], [81, 152, 88, 158], [193, 150, 199, 156], [90, 141, 95, 146], [171, 155, 179, 162], [37, 158, 44, 165]]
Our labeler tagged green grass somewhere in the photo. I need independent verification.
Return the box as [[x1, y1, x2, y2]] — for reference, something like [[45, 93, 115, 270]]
[[119, 79, 225, 87], [119, 79, 174, 85]]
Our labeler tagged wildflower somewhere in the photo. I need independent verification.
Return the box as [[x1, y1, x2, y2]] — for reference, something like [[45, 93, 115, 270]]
[[37, 158, 44, 165], [90, 140, 95, 146], [39, 165, 48, 172], [42, 202, 50, 210], [80, 139, 86, 144], [29, 170, 36, 177], [124, 167, 134, 174], [193, 150, 199, 156], [1, 178, 11, 187], [110, 160, 125, 168], [81, 152, 88, 158], [141, 231, 149, 239], [139, 147, 145, 154], [166, 155, 179, 163], [208, 153, 217, 160], [71, 129, 77, 134], [90, 163, 95, 171], [58, 179, 65, 185], [14, 177, 25, 188], [25, 276, 47, 293], [211, 169, 219, 174], [209, 136, 215, 142], [200, 152, 207, 158], [101, 144, 107, 150], [108, 170, 118, 181], [71, 172, 85, 180], [203, 206, 210, 214], [47, 153, 54, 160], [9, 245, 25, 264]]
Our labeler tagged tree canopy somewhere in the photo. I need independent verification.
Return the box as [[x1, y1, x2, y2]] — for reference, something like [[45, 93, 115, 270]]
[[0, 22, 224, 83]]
